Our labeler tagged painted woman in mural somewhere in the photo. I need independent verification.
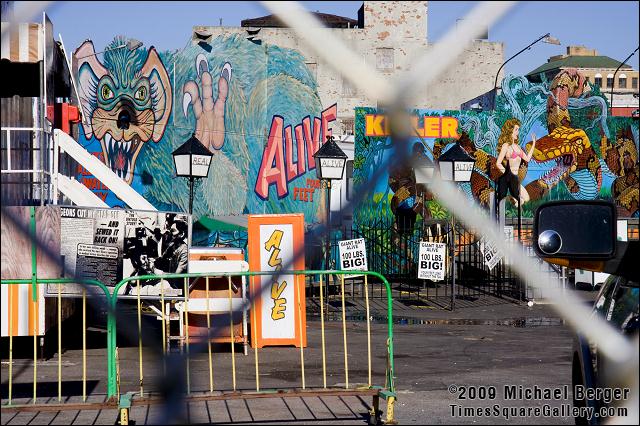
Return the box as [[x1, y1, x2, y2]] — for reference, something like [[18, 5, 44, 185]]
[[495, 118, 536, 206]]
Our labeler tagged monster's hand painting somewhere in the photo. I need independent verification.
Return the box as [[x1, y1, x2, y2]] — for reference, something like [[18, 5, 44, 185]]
[[74, 40, 172, 184], [182, 54, 232, 151]]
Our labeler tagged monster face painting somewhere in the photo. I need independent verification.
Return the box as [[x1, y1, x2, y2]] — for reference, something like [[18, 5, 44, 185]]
[[73, 35, 331, 223], [74, 39, 172, 184]]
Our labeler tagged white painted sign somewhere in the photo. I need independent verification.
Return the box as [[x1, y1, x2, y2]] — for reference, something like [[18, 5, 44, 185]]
[[191, 154, 211, 176], [617, 220, 628, 241], [338, 238, 368, 271], [503, 226, 514, 265], [479, 237, 503, 271], [418, 242, 446, 281], [259, 224, 295, 340], [503, 226, 514, 241]]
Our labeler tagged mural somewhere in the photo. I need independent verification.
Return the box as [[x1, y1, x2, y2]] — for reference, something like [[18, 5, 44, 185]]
[[73, 35, 337, 225], [354, 69, 639, 225]]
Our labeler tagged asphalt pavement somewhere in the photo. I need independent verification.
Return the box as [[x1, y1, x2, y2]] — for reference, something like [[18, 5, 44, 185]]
[[0, 291, 600, 425]]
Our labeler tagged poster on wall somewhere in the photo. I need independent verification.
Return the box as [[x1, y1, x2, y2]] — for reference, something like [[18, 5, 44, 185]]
[[338, 238, 368, 277], [479, 237, 503, 271], [417, 242, 446, 281], [51, 207, 190, 297], [248, 214, 306, 348]]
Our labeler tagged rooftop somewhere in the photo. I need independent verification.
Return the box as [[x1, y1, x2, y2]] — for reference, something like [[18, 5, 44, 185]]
[[241, 12, 358, 29], [526, 45, 634, 78]]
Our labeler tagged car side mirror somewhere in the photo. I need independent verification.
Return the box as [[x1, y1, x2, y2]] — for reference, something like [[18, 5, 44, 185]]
[[534, 201, 616, 259]]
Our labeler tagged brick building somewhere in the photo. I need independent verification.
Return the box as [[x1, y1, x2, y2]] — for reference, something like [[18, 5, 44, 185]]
[[526, 45, 639, 117], [192, 1, 504, 134]]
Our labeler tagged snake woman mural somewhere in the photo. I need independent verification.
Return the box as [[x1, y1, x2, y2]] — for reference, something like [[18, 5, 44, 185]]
[[73, 35, 332, 223], [353, 69, 638, 223]]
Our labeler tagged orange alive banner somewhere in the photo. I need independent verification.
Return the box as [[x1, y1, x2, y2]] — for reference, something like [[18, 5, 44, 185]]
[[248, 214, 307, 348]]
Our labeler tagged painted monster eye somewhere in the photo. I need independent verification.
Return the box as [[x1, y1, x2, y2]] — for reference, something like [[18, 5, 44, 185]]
[[101, 85, 114, 100], [134, 86, 147, 101]]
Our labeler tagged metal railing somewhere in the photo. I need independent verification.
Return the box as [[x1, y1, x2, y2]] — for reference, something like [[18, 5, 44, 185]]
[[0, 278, 110, 404], [1, 269, 398, 424], [1, 127, 55, 205], [1, 1, 638, 424]]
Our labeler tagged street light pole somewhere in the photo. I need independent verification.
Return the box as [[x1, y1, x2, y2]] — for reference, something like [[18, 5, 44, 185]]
[[313, 135, 348, 274], [323, 179, 331, 273], [610, 46, 639, 115], [172, 133, 213, 216], [188, 176, 195, 215], [492, 33, 561, 109], [437, 143, 474, 311]]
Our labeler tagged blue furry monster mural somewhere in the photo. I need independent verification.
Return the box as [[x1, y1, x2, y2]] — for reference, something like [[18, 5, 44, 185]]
[[73, 35, 335, 226], [353, 69, 639, 225]]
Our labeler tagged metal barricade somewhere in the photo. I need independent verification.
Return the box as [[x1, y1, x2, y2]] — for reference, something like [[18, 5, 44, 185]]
[[2, 270, 398, 424], [0, 279, 111, 406], [109, 270, 397, 424]]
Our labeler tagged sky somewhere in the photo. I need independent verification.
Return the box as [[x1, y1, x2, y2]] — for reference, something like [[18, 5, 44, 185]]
[[33, 1, 640, 76]]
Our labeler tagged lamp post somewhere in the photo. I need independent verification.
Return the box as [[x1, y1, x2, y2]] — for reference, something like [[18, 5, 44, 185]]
[[172, 133, 213, 215], [610, 46, 638, 116], [437, 143, 474, 310], [492, 33, 561, 109], [313, 135, 348, 274]]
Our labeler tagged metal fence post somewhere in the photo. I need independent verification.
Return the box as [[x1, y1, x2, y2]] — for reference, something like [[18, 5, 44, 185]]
[[107, 292, 118, 399]]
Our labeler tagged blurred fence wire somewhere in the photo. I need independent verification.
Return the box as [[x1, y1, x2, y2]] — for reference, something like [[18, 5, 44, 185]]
[[1, 0, 638, 424]]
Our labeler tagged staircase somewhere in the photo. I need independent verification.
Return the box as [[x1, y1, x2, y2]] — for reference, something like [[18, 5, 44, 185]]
[[53, 129, 156, 210]]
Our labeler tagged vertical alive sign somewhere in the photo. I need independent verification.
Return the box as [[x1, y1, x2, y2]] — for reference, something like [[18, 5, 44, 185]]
[[248, 214, 307, 348]]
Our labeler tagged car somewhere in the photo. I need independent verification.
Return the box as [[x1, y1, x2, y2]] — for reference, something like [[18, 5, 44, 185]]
[[572, 275, 639, 424], [573, 268, 610, 291], [534, 200, 639, 425]]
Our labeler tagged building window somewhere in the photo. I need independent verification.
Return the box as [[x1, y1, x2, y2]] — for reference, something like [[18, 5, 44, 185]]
[[633, 77, 638, 89], [606, 73, 614, 88], [594, 73, 602, 88], [341, 118, 355, 135], [342, 77, 356, 97], [618, 74, 627, 89], [376, 48, 394, 71]]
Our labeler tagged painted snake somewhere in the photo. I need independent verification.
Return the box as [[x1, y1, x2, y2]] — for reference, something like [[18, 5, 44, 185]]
[[444, 68, 605, 208], [602, 126, 639, 217], [523, 68, 602, 201]]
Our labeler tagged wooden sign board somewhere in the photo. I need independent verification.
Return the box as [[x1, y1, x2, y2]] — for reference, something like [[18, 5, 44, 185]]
[[248, 214, 306, 348]]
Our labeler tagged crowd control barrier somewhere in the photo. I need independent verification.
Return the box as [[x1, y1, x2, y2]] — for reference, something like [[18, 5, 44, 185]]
[[1, 270, 398, 425]]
